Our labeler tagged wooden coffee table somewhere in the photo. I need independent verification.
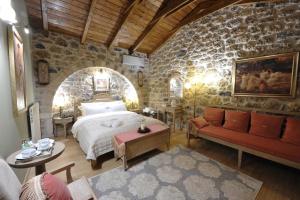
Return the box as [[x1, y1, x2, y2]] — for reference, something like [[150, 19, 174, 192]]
[[6, 141, 65, 175], [112, 124, 170, 170]]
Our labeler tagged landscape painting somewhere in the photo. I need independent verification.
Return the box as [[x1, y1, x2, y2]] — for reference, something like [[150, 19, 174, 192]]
[[232, 52, 299, 98]]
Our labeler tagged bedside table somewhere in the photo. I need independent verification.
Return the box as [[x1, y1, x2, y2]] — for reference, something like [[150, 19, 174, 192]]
[[53, 116, 73, 137]]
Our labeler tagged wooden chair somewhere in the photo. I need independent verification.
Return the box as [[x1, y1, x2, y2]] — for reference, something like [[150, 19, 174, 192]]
[[0, 158, 97, 200]]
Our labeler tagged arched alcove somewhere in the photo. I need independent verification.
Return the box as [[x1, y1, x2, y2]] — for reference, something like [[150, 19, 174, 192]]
[[52, 67, 139, 116]]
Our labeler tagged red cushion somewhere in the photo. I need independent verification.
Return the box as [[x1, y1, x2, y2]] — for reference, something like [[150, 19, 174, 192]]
[[200, 125, 300, 163], [191, 117, 209, 129], [42, 173, 72, 200], [281, 118, 300, 146], [203, 107, 225, 126], [249, 112, 284, 138], [223, 110, 250, 132]]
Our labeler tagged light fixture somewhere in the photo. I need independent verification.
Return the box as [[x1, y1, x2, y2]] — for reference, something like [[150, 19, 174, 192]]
[[24, 26, 30, 34], [0, 0, 17, 24]]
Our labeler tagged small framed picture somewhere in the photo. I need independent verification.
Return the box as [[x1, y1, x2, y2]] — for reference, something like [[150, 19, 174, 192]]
[[94, 76, 110, 92], [37, 60, 49, 85], [137, 70, 143, 87]]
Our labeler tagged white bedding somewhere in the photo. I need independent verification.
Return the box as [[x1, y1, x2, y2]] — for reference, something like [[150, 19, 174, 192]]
[[72, 111, 166, 160]]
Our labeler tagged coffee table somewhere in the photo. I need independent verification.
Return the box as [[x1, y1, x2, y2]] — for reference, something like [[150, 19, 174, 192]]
[[112, 124, 170, 170], [6, 141, 65, 175]]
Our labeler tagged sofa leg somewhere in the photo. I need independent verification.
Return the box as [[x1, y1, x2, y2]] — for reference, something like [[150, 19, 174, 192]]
[[187, 132, 191, 147], [238, 150, 243, 169]]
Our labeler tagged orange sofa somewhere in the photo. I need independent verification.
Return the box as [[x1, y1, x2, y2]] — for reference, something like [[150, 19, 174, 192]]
[[188, 107, 300, 170]]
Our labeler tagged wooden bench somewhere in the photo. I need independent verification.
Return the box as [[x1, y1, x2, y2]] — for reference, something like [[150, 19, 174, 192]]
[[112, 124, 170, 170]]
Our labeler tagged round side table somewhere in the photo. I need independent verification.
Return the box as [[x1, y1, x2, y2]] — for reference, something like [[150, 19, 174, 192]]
[[6, 141, 65, 175]]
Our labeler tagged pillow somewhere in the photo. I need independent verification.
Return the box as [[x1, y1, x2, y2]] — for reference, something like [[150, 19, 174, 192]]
[[249, 112, 284, 138], [281, 117, 300, 146], [191, 116, 209, 129], [203, 107, 225, 126], [223, 110, 250, 132], [20, 173, 72, 200], [82, 106, 108, 116], [81, 101, 127, 116]]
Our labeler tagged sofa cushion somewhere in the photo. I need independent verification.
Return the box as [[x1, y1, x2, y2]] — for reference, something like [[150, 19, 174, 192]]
[[191, 116, 209, 129], [249, 112, 284, 138], [223, 110, 250, 132], [203, 107, 225, 126], [199, 125, 300, 163], [281, 117, 300, 146]]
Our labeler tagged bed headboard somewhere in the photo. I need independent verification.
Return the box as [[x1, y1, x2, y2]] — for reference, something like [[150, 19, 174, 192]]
[[89, 93, 115, 102], [74, 93, 118, 119]]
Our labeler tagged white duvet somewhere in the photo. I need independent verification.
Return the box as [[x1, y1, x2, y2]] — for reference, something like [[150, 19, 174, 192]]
[[72, 111, 166, 160]]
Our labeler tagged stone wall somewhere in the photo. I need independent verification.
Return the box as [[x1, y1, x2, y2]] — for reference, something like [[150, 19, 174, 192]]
[[53, 67, 138, 115], [31, 30, 148, 137], [149, 1, 300, 127]]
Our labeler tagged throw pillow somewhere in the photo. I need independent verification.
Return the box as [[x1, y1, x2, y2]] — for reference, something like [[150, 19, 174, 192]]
[[20, 173, 72, 200], [203, 107, 225, 126], [249, 112, 284, 138], [223, 110, 250, 132], [281, 117, 300, 146], [191, 116, 209, 129]]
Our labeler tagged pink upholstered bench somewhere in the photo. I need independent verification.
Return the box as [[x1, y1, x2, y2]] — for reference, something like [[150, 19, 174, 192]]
[[112, 124, 170, 170]]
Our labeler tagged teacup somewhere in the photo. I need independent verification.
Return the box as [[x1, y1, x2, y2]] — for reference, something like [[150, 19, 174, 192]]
[[38, 138, 50, 149]]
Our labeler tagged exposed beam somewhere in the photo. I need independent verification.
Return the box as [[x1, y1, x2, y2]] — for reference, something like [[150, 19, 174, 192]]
[[108, 0, 141, 49], [130, 0, 195, 52], [81, 0, 98, 44], [151, 0, 242, 54], [40, 0, 48, 31]]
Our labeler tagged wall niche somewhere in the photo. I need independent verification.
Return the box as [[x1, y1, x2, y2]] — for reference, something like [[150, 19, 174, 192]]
[[52, 67, 138, 117]]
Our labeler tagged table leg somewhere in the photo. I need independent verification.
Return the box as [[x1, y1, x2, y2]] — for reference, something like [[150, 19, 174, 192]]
[[35, 164, 46, 175], [173, 112, 176, 132], [123, 156, 128, 170], [63, 124, 67, 138], [53, 123, 57, 137]]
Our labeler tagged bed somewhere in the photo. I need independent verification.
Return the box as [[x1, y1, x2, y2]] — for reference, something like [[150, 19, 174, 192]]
[[71, 94, 166, 168]]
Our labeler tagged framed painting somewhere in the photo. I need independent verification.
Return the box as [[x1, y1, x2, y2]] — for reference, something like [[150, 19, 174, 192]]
[[8, 26, 27, 116], [37, 59, 49, 85], [137, 70, 143, 87], [93, 75, 110, 92], [232, 52, 299, 98]]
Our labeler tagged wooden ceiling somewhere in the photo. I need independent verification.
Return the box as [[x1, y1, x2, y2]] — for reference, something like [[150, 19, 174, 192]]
[[25, 0, 274, 54]]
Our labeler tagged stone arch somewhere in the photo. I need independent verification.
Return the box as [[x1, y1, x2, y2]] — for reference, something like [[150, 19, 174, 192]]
[[37, 62, 143, 137], [52, 67, 139, 113]]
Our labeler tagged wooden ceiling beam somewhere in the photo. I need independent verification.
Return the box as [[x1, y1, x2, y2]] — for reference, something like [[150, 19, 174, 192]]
[[130, 0, 196, 52], [81, 0, 98, 44], [40, 0, 48, 31], [107, 0, 142, 49]]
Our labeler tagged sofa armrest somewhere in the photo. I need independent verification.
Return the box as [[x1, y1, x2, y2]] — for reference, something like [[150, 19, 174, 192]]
[[49, 162, 75, 183]]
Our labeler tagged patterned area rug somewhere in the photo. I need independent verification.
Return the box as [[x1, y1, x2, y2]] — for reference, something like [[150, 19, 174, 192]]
[[89, 146, 262, 200]]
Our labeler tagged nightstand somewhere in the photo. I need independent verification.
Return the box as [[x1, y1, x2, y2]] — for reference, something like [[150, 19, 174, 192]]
[[53, 116, 73, 137]]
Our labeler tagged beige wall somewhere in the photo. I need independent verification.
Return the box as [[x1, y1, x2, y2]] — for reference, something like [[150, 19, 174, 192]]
[[0, 0, 34, 180]]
